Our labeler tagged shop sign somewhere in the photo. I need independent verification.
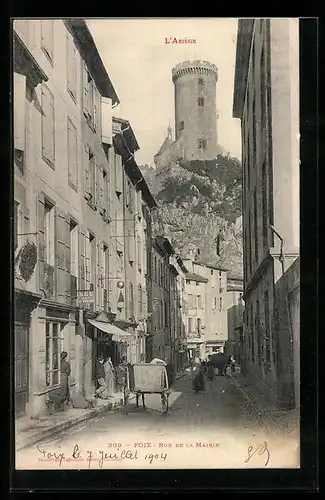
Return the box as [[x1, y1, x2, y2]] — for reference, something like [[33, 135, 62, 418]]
[[77, 290, 95, 309]]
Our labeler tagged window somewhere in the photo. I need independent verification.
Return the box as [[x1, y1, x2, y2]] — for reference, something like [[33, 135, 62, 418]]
[[41, 20, 54, 64], [45, 321, 64, 387], [85, 231, 95, 290], [126, 180, 134, 213], [254, 189, 258, 262], [70, 220, 78, 278], [44, 200, 55, 266], [83, 64, 101, 133], [210, 269, 213, 275], [256, 300, 262, 365], [197, 97, 204, 107], [195, 281, 199, 286], [84, 147, 95, 204], [197, 295, 202, 309], [262, 160, 268, 248], [41, 84, 55, 167], [264, 290, 271, 365], [198, 78, 204, 86], [219, 297, 223, 311], [179, 121, 184, 131], [97, 167, 109, 221], [14, 201, 19, 251], [261, 47, 266, 129], [66, 30, 77, 101], [128, 282, 134, 319], [197, 317, 201, 332], [138, 284, 143, 314], [67, 119, 78, 190], [252, 96, 257, 162], [188, 317, 192, 333], [188, 294, 194, 307], [250, 304, 255, 362], [137, 236, 142, 271], [197, 139, 206, 150], [186, 279, 191, 285]]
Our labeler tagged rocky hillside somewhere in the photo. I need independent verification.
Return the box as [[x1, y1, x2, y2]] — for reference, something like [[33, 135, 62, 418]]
[[140, 154, 243, 277]]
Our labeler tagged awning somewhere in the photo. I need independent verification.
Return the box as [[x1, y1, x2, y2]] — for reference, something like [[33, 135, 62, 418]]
[[88, 319, 132, 342]]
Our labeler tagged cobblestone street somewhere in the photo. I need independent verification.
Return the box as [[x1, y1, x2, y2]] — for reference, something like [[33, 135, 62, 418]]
[[16, 373, 299, 470]]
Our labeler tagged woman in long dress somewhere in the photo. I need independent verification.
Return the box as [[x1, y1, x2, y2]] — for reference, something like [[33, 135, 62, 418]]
[[104, 357, 115, 397], [192, 361, 205, 393]]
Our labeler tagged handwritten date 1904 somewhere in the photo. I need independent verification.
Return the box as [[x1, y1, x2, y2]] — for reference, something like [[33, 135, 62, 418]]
[[244, 441, 270, 467], [145, 453, 168, 465]]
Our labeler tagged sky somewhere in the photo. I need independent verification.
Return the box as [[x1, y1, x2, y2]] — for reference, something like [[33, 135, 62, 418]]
[[87, 18, 242, 166]]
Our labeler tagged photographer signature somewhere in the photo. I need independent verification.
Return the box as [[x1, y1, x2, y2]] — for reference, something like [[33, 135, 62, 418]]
[[244, 441, 270, 467]]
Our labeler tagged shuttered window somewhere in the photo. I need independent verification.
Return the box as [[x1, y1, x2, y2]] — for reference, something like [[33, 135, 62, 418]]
[[41, 84, 55, 167], [67, 119, 78, 190], [41, 20, 54, 64], [56, 210, 71, 304], [66, 30, 77, 101], [84, 146, 95, 204]]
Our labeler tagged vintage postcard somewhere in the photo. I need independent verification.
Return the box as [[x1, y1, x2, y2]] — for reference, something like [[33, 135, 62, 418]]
[[13, 17, 300, 470]]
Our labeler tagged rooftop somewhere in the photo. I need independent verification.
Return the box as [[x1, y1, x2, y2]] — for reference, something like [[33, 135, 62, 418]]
[[194, 260, 228, 272], [186, 272, 208, 283], [66, 20, 119, 106]]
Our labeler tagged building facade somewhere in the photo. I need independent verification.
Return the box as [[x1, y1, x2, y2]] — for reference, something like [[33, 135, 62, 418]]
[[13, 19, 121, 417], [13, 19, 157, 420], [233, 18, 300, 408], [151, 237, 173, 361]]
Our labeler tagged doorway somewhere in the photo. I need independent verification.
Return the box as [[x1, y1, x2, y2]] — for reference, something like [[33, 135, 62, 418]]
[[15, 323, 29, 416]]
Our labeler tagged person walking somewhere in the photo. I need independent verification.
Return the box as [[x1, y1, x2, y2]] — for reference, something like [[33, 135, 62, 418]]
[[206, 355, 215, 381], [192, 361, 205, 393]]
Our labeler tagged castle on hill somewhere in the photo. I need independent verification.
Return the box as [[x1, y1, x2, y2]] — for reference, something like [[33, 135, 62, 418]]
[[154, 60, 222, 174]]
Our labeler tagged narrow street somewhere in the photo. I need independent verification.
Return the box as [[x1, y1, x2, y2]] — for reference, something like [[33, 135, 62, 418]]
[[16, 373, 299, 470]]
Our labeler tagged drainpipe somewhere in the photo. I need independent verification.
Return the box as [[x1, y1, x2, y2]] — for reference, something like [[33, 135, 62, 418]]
[[269, 225, 285, 276]]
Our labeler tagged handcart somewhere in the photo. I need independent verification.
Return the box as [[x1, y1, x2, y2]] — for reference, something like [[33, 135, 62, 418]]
[[123, 363, 170, 415]]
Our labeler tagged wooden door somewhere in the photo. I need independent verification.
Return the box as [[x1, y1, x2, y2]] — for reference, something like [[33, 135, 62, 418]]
[[15, 323, 29, 416]]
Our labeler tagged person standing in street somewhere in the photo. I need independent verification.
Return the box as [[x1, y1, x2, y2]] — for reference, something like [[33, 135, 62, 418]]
[[206, 355, 215, 381], [104, 356, 115, 397], [60, 351, 71, 408], [95, 354, 107, 397], [192, 360, 205, 393]]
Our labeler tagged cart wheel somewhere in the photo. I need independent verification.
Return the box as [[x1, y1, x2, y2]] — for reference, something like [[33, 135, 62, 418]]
[[161, 392, 169, 415]]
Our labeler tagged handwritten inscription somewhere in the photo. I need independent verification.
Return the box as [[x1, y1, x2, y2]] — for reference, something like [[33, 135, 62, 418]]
[[36, 443, 169, 468], [244, 442, 270, 467]]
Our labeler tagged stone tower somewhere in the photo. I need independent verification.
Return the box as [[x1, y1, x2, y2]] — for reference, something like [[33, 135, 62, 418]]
[[172, 60, 218, 161]]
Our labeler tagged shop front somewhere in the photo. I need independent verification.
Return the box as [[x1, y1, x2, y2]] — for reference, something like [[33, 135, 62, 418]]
[[86, 312, 132, 394]]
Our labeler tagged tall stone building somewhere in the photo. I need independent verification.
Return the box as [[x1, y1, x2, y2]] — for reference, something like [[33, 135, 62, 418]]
[[154, 60, 220, 171], [172, 60, 218, 161], [233, 18, 300, 408]]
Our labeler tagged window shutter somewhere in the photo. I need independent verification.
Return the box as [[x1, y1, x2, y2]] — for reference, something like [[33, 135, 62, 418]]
[[94, 160, 100, 207], [14, 72, 26, 152], [83, 62, 89, 117], [93, 84, 100, 132], [67, 32, 77, 100], [78, 229, 85, 290], [68, 120, 78, 188], [143, 241, 147, 275], [56, 210, 69, 303], [41, 84, 55, 165], [41, 20, 54, 62], [37, 196, 45, 292], [98, 165, 105, 213], [85, 232, 91, 289], [83, 145, 91, 197], [96, 242, 101, 307]]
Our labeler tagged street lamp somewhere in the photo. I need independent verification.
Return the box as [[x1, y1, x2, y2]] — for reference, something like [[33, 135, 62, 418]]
[[98, 276, 125, 289]]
